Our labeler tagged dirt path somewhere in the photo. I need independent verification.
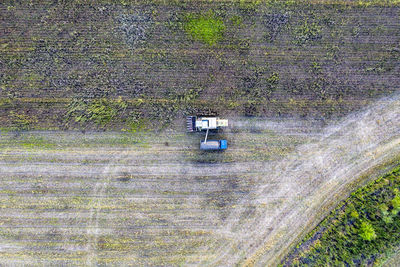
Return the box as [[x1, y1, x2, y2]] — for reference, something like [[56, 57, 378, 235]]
[[216, 94, 400, 266], [0, 95, 399, 266]]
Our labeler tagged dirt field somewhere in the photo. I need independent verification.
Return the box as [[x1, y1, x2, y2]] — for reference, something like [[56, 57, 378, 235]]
[[0, 94, 398, 265], [1, 1, 399, 130], [1, 1, 400, 265]]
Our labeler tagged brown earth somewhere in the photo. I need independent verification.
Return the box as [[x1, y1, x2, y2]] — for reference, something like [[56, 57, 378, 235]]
[[0, 94, 399, 265]]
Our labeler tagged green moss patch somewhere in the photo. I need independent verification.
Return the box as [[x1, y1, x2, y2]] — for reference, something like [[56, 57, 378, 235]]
[[184, 12, 225, 46]]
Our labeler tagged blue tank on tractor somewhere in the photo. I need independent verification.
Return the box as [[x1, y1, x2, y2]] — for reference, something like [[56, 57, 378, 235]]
[[200, 140, 228, 151]]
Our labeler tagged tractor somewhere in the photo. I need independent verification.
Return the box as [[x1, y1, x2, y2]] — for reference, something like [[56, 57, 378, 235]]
[[186, 116, 228, 151]]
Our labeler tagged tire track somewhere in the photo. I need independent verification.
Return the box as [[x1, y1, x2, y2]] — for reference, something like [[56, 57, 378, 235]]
[[0, 95, 398, 265], [216, 94, 400, 266]]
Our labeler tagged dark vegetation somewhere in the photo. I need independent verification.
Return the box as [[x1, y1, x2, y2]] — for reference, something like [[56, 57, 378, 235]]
[[282, 164, 400, 266], [1, 0, 399, 130]]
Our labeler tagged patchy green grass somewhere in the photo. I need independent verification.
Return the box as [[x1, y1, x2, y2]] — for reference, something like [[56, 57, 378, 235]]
[[7, 111, 38, 131], [185, 12, 225, 46], [65, 97, 127, 128], [0, 135, 56, 149], [283, 164, 400, 266]]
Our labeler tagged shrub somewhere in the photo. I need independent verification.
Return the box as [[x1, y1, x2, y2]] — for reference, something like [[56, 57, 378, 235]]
[[283, 165, 400, 266], [65, 97, 127, 128], [294, 19, 322, 45], [350, 210, 359, 218], [9, 111, 38, 131], [392, 195, 400, 210], [359, 221, 377, 241], [86, 99, 118, 126], [126, 110, 146, 133]]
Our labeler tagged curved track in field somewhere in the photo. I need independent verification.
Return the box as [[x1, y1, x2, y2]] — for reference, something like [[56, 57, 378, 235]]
[[0, 94, 399, 266], [217, 94, 400, 266]]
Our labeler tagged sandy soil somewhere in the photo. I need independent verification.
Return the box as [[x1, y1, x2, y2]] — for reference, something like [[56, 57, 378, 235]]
[[0, 94, 399, 266]]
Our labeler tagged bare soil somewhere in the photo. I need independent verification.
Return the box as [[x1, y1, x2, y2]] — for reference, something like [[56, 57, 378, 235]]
[[0, 94, 399, 266]]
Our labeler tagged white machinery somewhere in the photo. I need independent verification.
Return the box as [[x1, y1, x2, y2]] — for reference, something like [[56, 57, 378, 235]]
[[186, 116, 229, 151], [186, 116, 228, 132]]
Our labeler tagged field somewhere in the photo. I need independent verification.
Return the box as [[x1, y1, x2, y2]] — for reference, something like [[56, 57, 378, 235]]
[[1, 95, 399, 265], [1, 0, 399, 130], [1, 0, 400, 266], [0, 119, 321, 265]]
